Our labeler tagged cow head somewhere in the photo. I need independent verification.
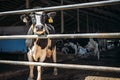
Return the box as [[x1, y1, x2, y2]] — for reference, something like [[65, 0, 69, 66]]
[[21, 11, 56, 35]]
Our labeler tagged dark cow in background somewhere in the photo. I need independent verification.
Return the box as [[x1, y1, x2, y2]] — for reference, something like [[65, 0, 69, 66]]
[[21, 11, 57, 80], [98, 38, 107, 52], [61, 38, 100, 60], [76, 38, 99, 60]]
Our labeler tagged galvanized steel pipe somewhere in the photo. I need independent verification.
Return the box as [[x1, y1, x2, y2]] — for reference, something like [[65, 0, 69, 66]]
[[0, 33, 120, 39], [0, 0, 120, 16], [0, 60, 120, 72]]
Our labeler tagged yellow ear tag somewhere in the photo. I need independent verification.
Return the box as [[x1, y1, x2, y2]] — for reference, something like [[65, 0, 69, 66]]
[[48, 17, 53, 23]]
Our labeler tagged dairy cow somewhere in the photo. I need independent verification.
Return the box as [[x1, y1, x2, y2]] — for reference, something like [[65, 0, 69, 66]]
[[21, 11, 57, 80]]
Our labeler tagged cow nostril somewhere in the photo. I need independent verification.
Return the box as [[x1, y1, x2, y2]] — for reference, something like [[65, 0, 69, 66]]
[[41, 26, 44, 29], [36, 25, 44, 31]]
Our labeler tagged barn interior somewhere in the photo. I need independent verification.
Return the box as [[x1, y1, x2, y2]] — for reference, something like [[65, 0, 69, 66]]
[[0, 0, 120, 33], [0, 0, 120, 51], [0, 0, 120, 80]]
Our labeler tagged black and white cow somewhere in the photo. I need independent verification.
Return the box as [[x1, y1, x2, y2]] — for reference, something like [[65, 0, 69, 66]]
[[98, 38, 107, 52], [61, 38, 100, 60], [21, 11, 57, 80], [75, 38, 99, 60]]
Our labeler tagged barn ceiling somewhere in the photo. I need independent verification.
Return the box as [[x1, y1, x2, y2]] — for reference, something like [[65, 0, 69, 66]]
[[0, 0, 120, 33]]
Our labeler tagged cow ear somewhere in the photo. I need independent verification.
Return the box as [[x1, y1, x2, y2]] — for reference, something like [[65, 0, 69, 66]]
[[47, 12, 56, 18], [20, 14, 29, 23], [47, 12, 56, 23]]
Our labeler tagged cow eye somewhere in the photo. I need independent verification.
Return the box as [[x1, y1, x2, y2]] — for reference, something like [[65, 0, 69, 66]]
[[30, 14, 36, 24]]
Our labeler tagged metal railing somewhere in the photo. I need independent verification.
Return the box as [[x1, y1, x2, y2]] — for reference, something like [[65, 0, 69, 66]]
[[0, 0, 120, 16], [0, 33, 120, 39], [0, 0, 120, 73], [0, 60, 120, 72]]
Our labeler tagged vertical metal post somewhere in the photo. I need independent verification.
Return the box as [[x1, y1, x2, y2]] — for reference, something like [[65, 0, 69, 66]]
[[26, 0, 30, 26], [86, 14, 89, 32], [26, 0, 30, 9], [61, 0, 64, 33], [77, 9, 80, 32], [92, 18, 95, 32]]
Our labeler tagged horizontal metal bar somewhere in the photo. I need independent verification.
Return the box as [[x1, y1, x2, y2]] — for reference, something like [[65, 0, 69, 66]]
[[0, 0, 120, 16], [0, 60, 120, 72], [0, 33, 120, 39]]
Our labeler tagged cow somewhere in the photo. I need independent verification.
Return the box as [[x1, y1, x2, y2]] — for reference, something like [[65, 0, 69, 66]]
[[98, 38, 107, 52], [76, 38, 100, 60], [21, 11, 57, 80], [85, 38, 100, 60], [61, 38, 100, 60]]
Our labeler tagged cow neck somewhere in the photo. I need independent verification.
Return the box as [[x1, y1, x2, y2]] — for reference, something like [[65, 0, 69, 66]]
[[33, 24, 49, 45]]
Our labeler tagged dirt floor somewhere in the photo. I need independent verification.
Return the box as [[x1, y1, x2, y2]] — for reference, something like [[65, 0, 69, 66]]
[[0, 47, 120, 80]]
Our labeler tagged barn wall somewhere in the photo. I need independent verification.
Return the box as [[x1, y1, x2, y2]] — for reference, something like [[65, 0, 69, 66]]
[[0, 26, 28, 53], [0, 39, 27, 53], [0, 26, 28, 35]]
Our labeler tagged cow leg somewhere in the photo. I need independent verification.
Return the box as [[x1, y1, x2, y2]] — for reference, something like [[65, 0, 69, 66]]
[[37, 48, 47, 80], [27, 50, 34, 80], [94, 43, 100, 60], [52, 46, 58, 75], [74, 44, 78, 55], [97, 51, 100, 60]]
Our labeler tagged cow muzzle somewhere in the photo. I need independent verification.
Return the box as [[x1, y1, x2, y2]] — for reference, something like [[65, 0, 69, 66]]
[[34, 25, 45, 35]]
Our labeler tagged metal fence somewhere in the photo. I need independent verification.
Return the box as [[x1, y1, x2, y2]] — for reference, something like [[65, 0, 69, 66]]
[[0, 0, 120, 16], [0, 33, 120, 39], [0, 0, 120, 73], [0, 60, 120, 72]]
